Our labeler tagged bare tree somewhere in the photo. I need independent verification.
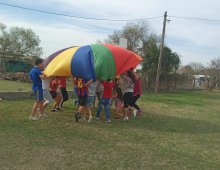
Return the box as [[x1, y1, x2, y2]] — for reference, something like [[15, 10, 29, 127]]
[[189, 62, 205, 74], [105, 20, 151, 52], [205, 57, 220, 90]]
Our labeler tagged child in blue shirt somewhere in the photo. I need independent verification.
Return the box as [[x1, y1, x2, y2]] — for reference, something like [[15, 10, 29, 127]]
[[29, 58, 46, 120]]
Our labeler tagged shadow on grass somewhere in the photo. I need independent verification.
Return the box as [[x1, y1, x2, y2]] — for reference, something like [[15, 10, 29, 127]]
[[132, 113, 220, 134]]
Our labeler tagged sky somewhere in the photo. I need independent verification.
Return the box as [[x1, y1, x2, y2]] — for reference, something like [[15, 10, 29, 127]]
[[0, 0, 220, 66]]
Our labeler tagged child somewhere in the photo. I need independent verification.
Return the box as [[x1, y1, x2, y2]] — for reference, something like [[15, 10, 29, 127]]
[[72, 76, 78, 106], [50, 77, 62, 112], [96, 79, 114, 123], [133, 73, 142, 115], [42, 76, 53, 116], [113, 87, 125, 119], [75, 78, 92, 122], [94, 80, 103, 108], [29, 58, 45, 120], [87, 80, 99, 122], [110, 78, 119, 109], [123, 69, 137, 120], [58, 76, 69, 108]]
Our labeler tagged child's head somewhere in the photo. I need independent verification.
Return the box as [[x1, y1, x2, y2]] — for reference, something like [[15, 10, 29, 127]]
[[126, 70, 136, 83], [116, 87, 122, 94], [51, 76, 58, 81], [35, 58, 44, 69], [107, 79, 112, 82]]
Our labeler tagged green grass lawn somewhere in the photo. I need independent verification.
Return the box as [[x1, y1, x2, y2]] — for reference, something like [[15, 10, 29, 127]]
[[0, 91, 220, 170], [0, 80, 32, 92], [0, 80, 73, 92]]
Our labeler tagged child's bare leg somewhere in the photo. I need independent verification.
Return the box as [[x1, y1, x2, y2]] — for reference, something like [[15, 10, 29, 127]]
[[43, 101, 48, 108], [87, 107, 92, 117], [78, 106, 84, 113], [115, 108, 123, 119], [51, 97, 58, 110], [31, 102, 39, 117], [87, 107, 93, 122], [56, 95, 62, 108], [124, 108, 129, 117], [39, 101, 44, 114]]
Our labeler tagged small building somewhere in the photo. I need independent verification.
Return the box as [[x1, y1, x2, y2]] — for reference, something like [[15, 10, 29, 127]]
[[5, 60, 33, 73], [193, 75, 207, 88]]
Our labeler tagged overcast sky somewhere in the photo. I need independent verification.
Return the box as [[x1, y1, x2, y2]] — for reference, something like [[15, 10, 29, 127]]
[[0, 0, 220, 65]]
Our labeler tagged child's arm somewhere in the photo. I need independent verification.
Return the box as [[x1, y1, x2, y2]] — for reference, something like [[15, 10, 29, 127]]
[[40, 74, 50, 80], [113, 92, 118, 98], [36, 70, 48, 80], [85, 79, 93, 87], [72, 77, 76, 86]]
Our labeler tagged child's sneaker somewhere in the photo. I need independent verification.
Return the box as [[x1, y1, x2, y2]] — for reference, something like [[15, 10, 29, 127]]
[[74, 100, 78, 106], [88, 116, 93, 123], [107, 119, 112, 123], [123, 116, 129, 121], [133, 110, 137, 118], [29, 116, 39, 121], [56, 107, 62, 111], [38, 114, 42, 118], [50, 109, 56, 112], [75, 112, 81, 122]]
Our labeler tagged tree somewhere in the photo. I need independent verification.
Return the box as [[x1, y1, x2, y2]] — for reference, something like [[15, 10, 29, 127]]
[[141, 35, 180, 89], [0, 23, 11, 72], [141, 34, 160, 75], [7, 27, 42, 59], [140, 34, 160, 89], [179, 65, 195, 75], [103, 20, 181, 90], [161, 47, 181, 74], [205, 57, 220, 90], [0, 23, 43, 72], [189, 62, 204, 74], [105, 20, 150, 52]]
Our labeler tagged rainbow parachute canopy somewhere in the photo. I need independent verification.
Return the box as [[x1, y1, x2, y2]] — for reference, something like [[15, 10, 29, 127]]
[[43, 44, 143, 80]]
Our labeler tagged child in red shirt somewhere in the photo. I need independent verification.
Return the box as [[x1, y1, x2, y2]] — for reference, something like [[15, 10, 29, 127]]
[[96, 79, 114, 123], [132, 73, 142, 116], [50, 77, 62, 112]]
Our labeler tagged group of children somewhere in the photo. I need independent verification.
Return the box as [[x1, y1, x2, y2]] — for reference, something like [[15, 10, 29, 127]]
[[29, 58, 69, 120], [29, 58, 142, 123], [73, 69, 142, 123]]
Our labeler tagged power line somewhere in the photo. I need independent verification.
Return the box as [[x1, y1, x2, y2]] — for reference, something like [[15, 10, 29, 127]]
[[2, 2, 219, 23], [0, 2, 162, 22], [169, 15, 220, 22]]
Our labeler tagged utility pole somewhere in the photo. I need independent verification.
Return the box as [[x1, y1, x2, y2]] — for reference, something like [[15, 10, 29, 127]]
[[155, 11, 168, 93]]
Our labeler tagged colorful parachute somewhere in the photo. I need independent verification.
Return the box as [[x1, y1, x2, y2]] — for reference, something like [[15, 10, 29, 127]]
[[43, 44, 143, 80]]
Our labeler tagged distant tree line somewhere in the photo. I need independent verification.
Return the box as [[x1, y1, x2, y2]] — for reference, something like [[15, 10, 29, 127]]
[[98, 20, 220, 91]]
